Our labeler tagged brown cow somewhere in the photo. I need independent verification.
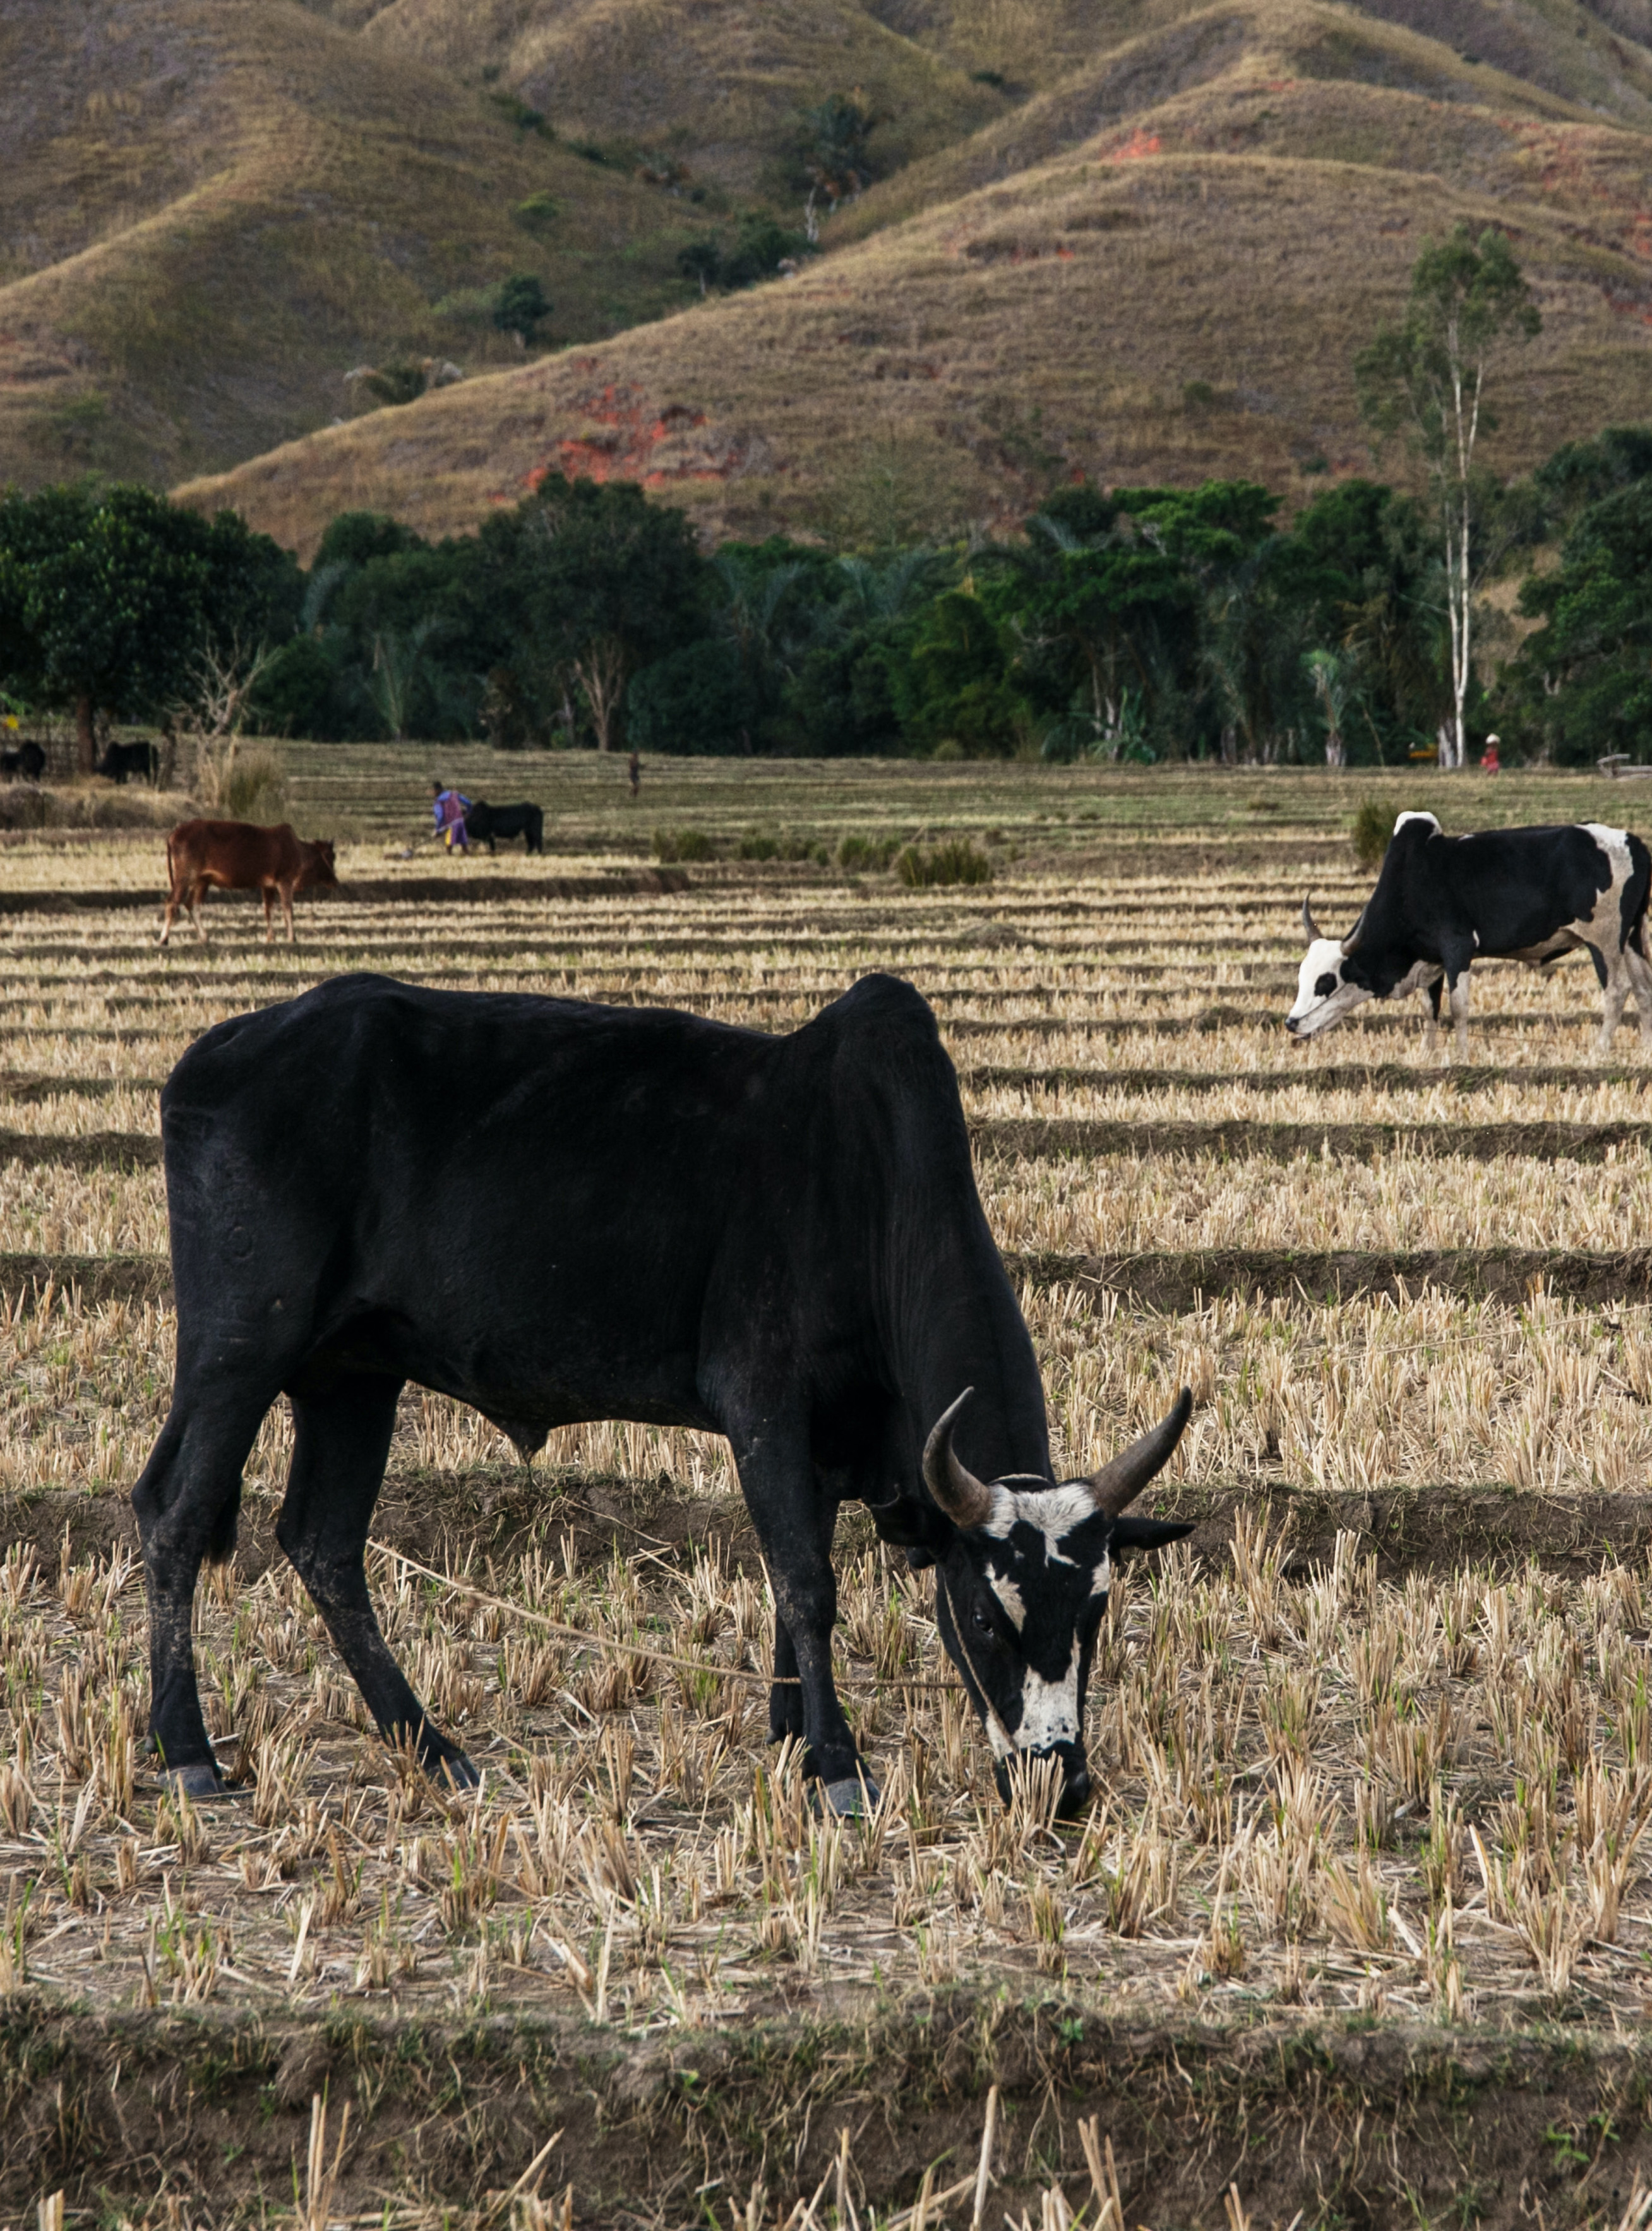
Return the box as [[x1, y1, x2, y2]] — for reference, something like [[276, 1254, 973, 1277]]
[[160, 820, 338, 947]]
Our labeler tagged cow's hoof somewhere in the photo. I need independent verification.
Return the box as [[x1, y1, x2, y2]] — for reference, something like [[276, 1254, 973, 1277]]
[[819, 1774, 881, 1819], [160, 1762, 236, 1802], [436, 1752, 482, 1792]]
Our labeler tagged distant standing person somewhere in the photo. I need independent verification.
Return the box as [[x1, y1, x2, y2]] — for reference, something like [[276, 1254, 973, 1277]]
[[432, 779, 471, 851], [1480, 734, 1502, 774], [628, 751, 641, 801]]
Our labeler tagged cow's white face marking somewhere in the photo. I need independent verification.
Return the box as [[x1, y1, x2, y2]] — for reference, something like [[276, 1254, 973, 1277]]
[[981, 1645, 1082, 1760], [988, 1570, 1027, 1630], [981, 1481, 1094, 1563], [1286, 937, 1370, 1037], [974, 1485, 1113, 1756]]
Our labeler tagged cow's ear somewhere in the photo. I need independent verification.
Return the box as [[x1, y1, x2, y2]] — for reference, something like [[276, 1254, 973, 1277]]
[[1110, 1516, 1194, 1553], [867, 1491, 949, 1558]]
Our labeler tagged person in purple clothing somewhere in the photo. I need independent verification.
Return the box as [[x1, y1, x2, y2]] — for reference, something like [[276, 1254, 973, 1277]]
[[431, 780, 471, 851]]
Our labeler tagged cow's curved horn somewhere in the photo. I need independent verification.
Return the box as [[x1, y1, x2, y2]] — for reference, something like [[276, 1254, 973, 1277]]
[[923, 1389, 996, 1530], [1341, 905, 1367, 956], [1301, 895, 1321, 942], [1084, 1387, 1194, 1518]]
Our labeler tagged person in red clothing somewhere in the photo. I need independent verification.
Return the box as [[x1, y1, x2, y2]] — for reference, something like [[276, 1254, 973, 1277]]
[[1480, 734, 1502, 773]]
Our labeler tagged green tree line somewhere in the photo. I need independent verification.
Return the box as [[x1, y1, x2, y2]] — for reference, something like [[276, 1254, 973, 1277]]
[[4, 428, 1652, 768]]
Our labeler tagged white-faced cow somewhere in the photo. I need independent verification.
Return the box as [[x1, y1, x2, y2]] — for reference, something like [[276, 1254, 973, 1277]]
[[131, 972, 1190, 1820], [1288, 812, 1652, 1057]]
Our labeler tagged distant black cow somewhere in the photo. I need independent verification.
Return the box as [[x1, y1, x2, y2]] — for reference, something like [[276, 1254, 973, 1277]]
[[133, 973, 1191, 1817], [1290, 812, 1652, 1056], [0, 739, 45, 782], [463, 798, 543, 853], [96, 739, 159, 785]]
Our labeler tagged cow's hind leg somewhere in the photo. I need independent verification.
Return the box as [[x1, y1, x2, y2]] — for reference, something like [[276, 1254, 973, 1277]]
[[277, 1376, 479, 1788], [133, 1388, 272, 1793]]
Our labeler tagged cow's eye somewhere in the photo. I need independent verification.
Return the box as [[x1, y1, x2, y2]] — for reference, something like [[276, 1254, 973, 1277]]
[[1314, 972, 1338, 997], [971, 1604, 995, 1639]]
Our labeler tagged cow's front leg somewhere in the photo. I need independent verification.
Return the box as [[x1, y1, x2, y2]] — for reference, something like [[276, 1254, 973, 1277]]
[[1625, 942, 1652, 1045], [1444, 963, 1472, 1059], [769, 1618, 806, 1747], [1421, 977, 1442, 1057], [728, 1419, 876, 1813], [278, 1377, 477, 1788], [262, 886, 277, 944], [1596, 949, 1631, 1052]]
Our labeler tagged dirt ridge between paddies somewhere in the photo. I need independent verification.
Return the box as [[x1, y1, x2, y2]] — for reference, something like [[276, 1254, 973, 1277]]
[[9, 1118, 1651, 1170], [16, 1242, 1652, 1316], [23, 1061, 1649, 1102], [4, 1994, 1652, 2227], [14, 1454, 1652, 1587], [0, 869, 696, 917]]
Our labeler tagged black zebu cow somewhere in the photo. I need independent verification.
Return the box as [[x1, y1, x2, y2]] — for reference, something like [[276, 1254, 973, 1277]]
[[463, 799, 543, 853], [1288, 812, 1652, 1056], [0, 738, 45, 781], [133, 972, 1190, 1815], [96, 738, 160, 785]]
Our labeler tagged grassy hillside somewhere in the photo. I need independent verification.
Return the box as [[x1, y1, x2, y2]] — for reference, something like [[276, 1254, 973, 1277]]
[[177, 6, 1652, 558], [0, 0, 719, 493], [337, 0, 1009, 201]]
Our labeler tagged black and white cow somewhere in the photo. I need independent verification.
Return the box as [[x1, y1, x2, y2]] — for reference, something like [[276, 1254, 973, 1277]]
[[133, 971, 1192, 1820], [1288, 812, 1652, 1056]]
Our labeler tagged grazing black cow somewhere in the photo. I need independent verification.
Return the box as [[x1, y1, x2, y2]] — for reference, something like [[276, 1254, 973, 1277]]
[[1288, 812, 1652, 1056], [0, 739, 45, 781], [133, 973, 1190, 1816], [96, 738, 160, 785], [463, 798, 543, 854]]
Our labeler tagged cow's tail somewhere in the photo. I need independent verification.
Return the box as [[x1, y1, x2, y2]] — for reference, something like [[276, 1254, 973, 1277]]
[[1630, 834, 1652, 959]]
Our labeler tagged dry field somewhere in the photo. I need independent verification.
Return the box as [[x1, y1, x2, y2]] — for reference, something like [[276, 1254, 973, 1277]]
[[8, 761, 1652, 2229]]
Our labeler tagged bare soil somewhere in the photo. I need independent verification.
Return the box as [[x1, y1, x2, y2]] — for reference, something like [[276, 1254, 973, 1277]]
[[7, 1995, 1652, 2230]]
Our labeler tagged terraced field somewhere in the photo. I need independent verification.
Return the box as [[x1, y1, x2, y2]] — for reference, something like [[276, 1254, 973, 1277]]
[[8, 760, 1652, 2228]]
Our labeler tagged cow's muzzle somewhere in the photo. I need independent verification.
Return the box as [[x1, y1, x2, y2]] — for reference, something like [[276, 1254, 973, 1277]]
[[993, 1741, 1092, 1820]]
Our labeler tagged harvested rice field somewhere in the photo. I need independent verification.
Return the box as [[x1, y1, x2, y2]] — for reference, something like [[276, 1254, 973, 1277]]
[[10, 759, 1652, 2231]]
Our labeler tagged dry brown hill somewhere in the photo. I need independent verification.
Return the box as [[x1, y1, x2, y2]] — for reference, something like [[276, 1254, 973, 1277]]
[[0, 0, 719, 491], [179, 0, 1652, 555], [318, 0, 1009, 200]]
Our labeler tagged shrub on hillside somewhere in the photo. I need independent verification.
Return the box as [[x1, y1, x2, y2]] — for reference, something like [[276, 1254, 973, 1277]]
[[738, 830, 826, 862], [1350, 799, 1391, 870], [653, 827, 714, 862], [895, 838, 992, 888], [196, 740, 288, 823], [836, 831, 902, 871]]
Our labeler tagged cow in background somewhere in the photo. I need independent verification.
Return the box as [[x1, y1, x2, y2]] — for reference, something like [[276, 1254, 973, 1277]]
[[464, 799, 544, 854], [97, 739, 160, 785], [160, 820, 338, 946], [1289, 812, 1652, 1056], [0, 740, 45, 782]]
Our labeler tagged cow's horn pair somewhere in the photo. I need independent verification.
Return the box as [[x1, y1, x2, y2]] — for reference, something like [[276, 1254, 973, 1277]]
[[923, 1386, 1195, 1527]]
